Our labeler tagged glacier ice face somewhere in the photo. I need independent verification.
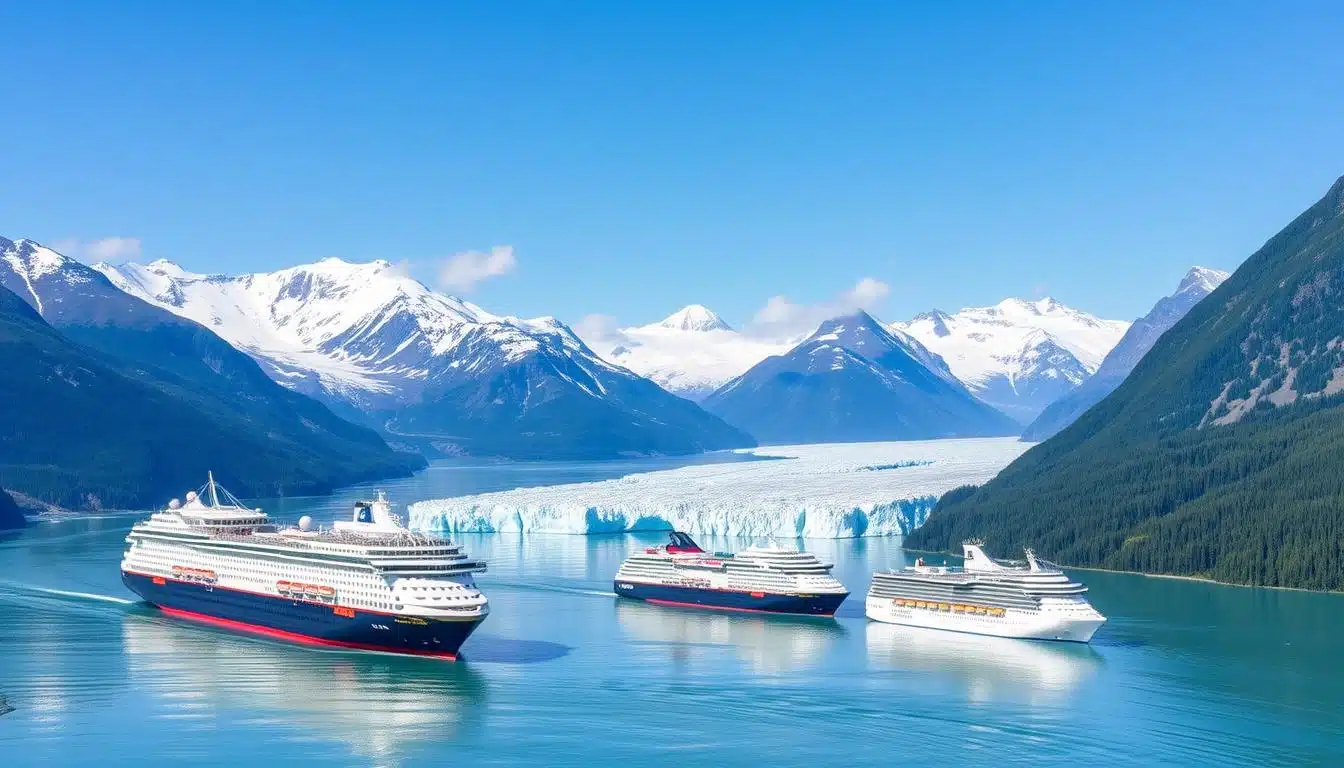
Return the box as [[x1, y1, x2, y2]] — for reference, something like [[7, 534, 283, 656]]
[[409, 438, 1031, 538]]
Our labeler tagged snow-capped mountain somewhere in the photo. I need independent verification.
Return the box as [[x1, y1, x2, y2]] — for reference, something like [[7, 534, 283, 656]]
[[97, 259, 754, 459], [702, 311, 1019, 444], [655, 304, 732, 332], [2, 237, 197, 326], [1021, 266, 1230, 441], [893, 298, 1130, 424], [0, 236, 426, 499], [583, 305, 794, 401]]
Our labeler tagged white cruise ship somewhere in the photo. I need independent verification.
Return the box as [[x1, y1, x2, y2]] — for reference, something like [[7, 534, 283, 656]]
[[120, 473, 489, 658], [613, 531, 849, 615], [865, 541, 1106, 642]]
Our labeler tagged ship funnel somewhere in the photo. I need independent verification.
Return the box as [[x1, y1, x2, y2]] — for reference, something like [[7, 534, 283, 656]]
[[961, 540, 1001, 572]]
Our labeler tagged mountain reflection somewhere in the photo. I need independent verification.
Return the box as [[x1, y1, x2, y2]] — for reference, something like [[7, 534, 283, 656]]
[[865, 621, 1102, 704], [121, 616, 487, 763], [615, 599, 845, 674]]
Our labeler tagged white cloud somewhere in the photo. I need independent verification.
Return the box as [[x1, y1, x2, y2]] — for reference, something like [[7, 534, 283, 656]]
[[438, 245, 517, 293], [747, 277, 891, 341], [51, 236, 143, 263], [574, 313, 622, 344], [846, 276, 890, 306]]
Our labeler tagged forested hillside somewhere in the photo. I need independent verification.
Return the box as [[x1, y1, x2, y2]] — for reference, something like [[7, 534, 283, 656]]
[[907, 176, 1344, 591], [0, 285, 420, 510]]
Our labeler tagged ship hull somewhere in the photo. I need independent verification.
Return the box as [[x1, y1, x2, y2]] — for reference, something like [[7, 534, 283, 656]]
[[864, 596, 1104, 643], [614, 580, 847, 616], [122, 570, 485, 659]]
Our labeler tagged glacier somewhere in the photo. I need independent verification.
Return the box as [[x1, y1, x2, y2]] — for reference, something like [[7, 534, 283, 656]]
[[409, 438, 1031, 538]]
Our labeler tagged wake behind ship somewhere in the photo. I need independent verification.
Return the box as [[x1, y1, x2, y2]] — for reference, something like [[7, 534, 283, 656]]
[[121, 473, 488, 659], [613, 532, 849, 615], [865, 540, 1106, 643]]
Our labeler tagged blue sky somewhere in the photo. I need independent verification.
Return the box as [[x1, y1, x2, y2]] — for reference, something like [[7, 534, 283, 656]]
[[1, 2, 1341, 330]]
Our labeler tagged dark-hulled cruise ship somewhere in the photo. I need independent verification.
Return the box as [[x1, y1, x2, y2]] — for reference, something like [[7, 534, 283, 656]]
[[121, 473, 488, 659], [613, 532, 849, 615]]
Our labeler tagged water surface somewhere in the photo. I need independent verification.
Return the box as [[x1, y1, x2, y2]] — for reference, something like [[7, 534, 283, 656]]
[[2, 459, 1341, 766]]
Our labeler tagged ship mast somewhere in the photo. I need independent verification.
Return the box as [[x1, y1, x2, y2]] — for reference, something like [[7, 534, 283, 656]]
[[207, 470, 219, 508]]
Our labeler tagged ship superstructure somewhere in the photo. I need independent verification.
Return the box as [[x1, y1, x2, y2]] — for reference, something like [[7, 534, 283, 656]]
[[613, 532, 849, 615], [865, 541, 1105, 642], [121, 473, 488, 658]]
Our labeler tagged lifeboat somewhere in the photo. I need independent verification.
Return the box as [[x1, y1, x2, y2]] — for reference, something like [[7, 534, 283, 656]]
[[317, 585, 336, 598], [276, 580, 292, 594], [303, 584, 321, 597], [172, 565, 185, 575]]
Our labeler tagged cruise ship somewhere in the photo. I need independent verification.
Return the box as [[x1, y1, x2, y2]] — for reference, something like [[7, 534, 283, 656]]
[[865, 541, 1106, 642], [613, 532, 849, 615], [120, 473, 489, 659]]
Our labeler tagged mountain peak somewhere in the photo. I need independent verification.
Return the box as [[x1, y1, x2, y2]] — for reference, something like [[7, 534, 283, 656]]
[[657, 304, 731, 332], [1176, 266, 1231, 297], [2, 238, 72, 281], [813, 309, 878, 335], [996, 296, 1065, 315], [141, 258, 199, 278]]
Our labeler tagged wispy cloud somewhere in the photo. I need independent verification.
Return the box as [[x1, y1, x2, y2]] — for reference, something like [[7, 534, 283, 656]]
[[438, 245, 517, 293], [748, 276, 891, 340], [575, 313, 621, 343], [51, 236, 143, 263]]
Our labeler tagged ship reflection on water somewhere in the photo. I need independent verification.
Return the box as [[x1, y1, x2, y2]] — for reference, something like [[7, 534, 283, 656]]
[[121, 615, 488, 763], [865, 621, 1103, 704], [614, 599, 847, 674]]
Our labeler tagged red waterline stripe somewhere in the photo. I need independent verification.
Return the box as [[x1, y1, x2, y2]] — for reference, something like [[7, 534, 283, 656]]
[[157, 606, 459, 660], [122, 569, 478, 623], [644, 598, 835, 616]]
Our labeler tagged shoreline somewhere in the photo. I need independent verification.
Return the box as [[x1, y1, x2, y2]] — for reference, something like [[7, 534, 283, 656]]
[[901, 545, 1343, 596], [1067, 563, 1344, 596]]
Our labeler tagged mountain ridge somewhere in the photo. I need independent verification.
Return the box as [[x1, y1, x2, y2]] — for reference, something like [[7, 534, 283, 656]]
[[0, 280, 418, 509], [702, 310, 1019, 443], [1022, 266, 1231, 441], [906, 175, 1344, 591], [97, 258, 754, 459], [893, 297, 1129, 424]]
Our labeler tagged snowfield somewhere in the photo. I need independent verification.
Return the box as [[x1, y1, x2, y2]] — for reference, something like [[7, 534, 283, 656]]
[[409, 438, 1030, 538]]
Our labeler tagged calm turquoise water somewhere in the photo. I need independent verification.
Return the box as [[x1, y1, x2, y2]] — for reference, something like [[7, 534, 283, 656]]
[[2, 459, 1342, 767]]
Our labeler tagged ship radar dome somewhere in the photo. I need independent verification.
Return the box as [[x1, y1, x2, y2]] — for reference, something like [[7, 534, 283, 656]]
[[185, 491, 198, 502], [168, 499, 181, 510], [298, 515, 313, 532]]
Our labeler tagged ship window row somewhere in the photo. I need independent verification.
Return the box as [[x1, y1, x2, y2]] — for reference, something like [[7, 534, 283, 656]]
[[869, 584, 1036, 609]]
